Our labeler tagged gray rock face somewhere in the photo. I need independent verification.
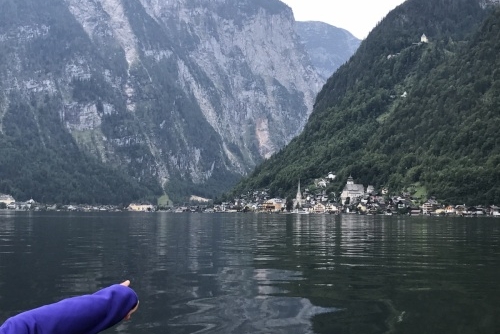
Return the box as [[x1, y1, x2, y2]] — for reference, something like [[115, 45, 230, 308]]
[[0, 0, 337, 199], [295, 21, 361, 80]]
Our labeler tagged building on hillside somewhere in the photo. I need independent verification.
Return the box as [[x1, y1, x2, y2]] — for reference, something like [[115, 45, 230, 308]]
[[366, 185, 375, 195], [316, 179, 328, 188], [0, 194, 15, 206], [421, 34, 428, 43], [340, 176, 365, 205], [327, 172, 336, 181]]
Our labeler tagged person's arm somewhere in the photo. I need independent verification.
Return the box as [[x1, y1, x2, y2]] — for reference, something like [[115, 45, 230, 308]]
[[0, 280, 138, 334]]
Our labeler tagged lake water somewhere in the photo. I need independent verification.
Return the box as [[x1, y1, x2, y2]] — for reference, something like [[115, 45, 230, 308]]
[[0, 211, 499, 334]]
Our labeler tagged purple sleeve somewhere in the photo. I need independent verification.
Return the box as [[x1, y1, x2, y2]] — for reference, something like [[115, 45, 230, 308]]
[[0, 284, 138, 334]]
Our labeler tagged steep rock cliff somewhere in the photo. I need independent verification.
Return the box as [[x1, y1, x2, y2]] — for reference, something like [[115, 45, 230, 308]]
[[0, 0, 326, 202], [295, 21, 360, 80]]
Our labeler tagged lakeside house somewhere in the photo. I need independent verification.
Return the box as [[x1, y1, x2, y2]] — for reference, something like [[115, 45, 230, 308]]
[[1, 196, 36, 210], [445, 206, 456, 215], [0, 194, 15, 206], [127, 203, 155, 212], [262, 198, 285, 212], [491, 206, 500, 216], [313, 202, 326, 213], [422, 199, 439, 214], [326, 203, 341, 214]]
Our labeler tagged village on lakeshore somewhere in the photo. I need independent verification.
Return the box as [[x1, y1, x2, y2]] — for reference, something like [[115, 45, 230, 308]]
[[1, 172, 500, 217], [219, 173, 500, 217]]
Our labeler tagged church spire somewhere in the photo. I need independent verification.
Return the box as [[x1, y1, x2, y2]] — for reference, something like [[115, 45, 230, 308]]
[[295, 179, 302, 208]]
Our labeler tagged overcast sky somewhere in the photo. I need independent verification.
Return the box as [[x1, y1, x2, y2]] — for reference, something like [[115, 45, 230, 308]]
[[280, 0, 407, 39]]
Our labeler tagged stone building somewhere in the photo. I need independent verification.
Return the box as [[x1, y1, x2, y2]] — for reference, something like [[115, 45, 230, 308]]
[[340, 176, 365, 204]]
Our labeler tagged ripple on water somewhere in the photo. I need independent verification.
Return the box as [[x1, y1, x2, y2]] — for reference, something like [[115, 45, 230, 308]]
[[169, 295, 338, 334], [167, 268, 337, 334]]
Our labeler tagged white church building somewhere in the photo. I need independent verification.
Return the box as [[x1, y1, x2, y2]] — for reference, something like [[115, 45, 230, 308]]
[[340, 176, 365, 205]]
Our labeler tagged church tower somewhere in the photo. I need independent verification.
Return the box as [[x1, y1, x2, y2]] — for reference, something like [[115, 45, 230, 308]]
[[294, 180, 302, 209]]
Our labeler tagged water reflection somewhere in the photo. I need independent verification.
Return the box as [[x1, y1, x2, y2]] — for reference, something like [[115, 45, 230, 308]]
[[1, 212, 500, 334], [168, 267, 336, 334]]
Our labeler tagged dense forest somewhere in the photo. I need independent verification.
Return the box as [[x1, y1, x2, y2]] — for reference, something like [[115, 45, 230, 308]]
[[230, 0, 500, 205], [0, 94, 162, 205]]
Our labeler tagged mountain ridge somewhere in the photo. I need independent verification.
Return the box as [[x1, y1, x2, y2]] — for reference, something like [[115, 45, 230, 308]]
[[0, 0, 358, 204], [230, 0, 500, 205], [295, 21, 360, 80]]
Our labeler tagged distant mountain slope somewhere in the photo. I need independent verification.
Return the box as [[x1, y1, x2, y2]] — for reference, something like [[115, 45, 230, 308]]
[[231, 0, 500, 205], [295, 21, 360, 80], [0, 0, 324, 204]]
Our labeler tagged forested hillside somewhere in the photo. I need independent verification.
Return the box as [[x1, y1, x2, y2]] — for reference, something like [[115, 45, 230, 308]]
[[0, 96, 161, 204], [0, 0, 327, 204], [231, 0, 500, 205]]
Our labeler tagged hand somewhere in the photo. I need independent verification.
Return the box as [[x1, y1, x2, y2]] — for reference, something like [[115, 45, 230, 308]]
[[120, 280, 139, 320], [120, 280, 131, 287]]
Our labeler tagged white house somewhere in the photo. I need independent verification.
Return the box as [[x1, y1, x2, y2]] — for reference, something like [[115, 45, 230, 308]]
[[422, 202, 433, 214], [421, 34, 429, 43], [128, 203, 155, 212], [317, 179, 328, 188], [490, 206, 500, 216], [0, 194, 15, 206]]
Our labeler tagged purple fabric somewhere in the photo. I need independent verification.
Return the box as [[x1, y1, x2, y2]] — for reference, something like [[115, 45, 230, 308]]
[[0, 284, 138, 334]]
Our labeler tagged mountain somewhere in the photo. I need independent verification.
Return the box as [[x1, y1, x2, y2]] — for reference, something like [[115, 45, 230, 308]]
[[230, 0, 500, 205], [295, 21, 360, 80], [0, 0, 328, 204]]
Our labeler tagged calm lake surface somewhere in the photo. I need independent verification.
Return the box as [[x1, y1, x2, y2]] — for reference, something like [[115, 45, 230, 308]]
[[1, 211, 499, 334]]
